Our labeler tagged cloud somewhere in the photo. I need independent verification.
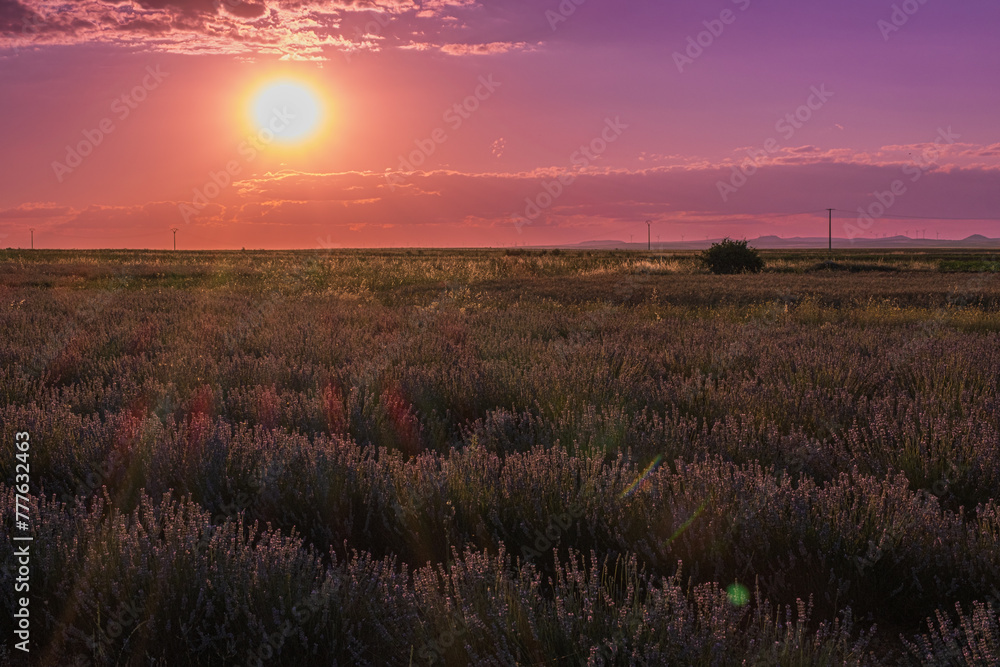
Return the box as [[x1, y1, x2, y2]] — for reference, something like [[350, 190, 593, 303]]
[[960, 143, 1000, 158], [717, 138, 1000, 172], [400, 40, 538, 56], [224, 2, 269, 19], [0, 0, 490, 60], [0, 202, 75, 219], [11, 151, 1000, 244]]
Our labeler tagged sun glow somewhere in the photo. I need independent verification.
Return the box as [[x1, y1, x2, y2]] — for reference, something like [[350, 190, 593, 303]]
[[246, 77, 328, 146]]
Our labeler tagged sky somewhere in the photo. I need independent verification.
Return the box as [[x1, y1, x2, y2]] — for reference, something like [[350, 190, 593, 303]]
[[1, 0, 999, 249]]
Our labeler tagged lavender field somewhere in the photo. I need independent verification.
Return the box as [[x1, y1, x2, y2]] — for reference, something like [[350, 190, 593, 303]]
[[2, 249, 1000, 666]]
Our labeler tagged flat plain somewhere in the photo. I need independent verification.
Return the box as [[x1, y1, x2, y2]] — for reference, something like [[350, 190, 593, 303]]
[[2, 248, 999, 666]]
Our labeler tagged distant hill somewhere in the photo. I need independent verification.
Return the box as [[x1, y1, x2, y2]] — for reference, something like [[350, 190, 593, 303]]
[[558, 234, 999, 251]]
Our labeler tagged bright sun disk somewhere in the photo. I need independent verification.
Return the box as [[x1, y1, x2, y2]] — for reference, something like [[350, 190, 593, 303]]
[[249, 79, 324, 145]]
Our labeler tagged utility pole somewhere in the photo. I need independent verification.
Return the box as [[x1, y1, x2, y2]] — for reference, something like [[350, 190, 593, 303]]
[[29, 228, 34, 250], [645, 220, 651, 251], [827, 208, 833, 253], [171, 227, 178, 251]]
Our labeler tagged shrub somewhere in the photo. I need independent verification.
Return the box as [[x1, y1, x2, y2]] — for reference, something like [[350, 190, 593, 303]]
[[903, 600, 1000, 666], [700, 238, 764, 274]]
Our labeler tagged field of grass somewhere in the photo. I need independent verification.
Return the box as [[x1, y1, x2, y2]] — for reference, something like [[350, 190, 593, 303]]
[[2, 248, 999, 666]]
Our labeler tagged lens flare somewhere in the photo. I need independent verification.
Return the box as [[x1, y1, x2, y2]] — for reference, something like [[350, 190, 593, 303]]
[[622, 454, 663, 497], [663, 498, 709, 547], [726, 583, 750, 607]]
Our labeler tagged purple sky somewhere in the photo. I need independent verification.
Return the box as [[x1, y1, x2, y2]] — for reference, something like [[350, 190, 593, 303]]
[[1, 0, 999, 248]]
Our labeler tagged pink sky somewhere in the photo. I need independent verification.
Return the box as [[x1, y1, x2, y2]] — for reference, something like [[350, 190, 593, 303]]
[[1, 0, 999, 248]]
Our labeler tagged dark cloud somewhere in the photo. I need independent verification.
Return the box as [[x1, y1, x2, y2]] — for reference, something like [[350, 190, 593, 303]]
[[12, 158, 997, 239], [223, 1, 268, 19], [0, 0, 488, 59], [118, 19, 174, 33]]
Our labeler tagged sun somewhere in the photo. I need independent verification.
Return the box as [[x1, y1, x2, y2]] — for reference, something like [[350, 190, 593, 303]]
[[247, 78, 326, 146]]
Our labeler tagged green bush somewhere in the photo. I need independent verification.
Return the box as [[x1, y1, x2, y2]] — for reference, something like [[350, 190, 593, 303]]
[[939, 259, 1000, 273], [700, 238, 764, 274]]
